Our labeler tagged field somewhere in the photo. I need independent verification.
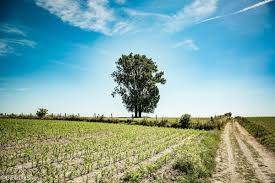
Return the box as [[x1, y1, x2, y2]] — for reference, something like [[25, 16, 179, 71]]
[[0, 118, 220, 182], [238, 117, 275, 153], [2, 114, 224, 130]]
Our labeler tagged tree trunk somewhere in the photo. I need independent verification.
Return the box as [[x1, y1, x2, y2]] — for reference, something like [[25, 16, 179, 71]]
[[134, 106, 138, 118], [139, 111, 142, 118]]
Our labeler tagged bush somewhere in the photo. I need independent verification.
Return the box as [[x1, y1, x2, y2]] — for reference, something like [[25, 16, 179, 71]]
[[36, 108, 48, 118], [179, 114, 191, 128]]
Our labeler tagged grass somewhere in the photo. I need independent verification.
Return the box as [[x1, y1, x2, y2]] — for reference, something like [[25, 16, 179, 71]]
[[172, 130, 221, 183], [0, 113, 227, 130], [236, 116, 275, 153], [0, 118, 222, 182], [124, 130, 221, 183]]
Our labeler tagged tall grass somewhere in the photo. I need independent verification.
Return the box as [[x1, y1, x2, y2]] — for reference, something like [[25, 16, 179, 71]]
[[173, 130, 221, 183]]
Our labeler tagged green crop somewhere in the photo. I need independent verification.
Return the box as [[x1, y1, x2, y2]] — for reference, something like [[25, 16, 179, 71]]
[[0, 118, 221, 182]]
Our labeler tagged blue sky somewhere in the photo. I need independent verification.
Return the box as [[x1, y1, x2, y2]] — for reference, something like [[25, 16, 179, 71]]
[[0, 0, 275, 117]]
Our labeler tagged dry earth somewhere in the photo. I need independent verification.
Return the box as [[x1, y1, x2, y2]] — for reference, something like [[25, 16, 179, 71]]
[[213, 120, 275, 183]]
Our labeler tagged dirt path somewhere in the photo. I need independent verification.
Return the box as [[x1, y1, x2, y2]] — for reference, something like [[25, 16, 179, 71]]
[[212, 121, 275, 183]]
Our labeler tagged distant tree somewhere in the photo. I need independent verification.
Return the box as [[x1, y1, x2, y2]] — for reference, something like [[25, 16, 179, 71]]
[[36, 108, 48, 118], [224, 112, 232, 118], [179, 114, 191, 128], [111, 53, 166, 118]]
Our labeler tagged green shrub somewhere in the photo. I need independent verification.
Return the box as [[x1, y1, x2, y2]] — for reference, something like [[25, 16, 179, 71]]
[[36, 108, 48, 118], [179, 114, 191, 128]]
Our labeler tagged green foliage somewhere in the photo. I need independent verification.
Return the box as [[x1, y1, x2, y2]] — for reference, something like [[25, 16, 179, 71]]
[[36, 108, 48, 118], [124, 154, 169, 182], [236, 116, 275, 153], [111, 53, 166, 117], [179, 114, 191, 128], [0, 113, 228, 130], [124, 170, 143, 182], [191, 116, 228, 130], [173, 130, 221, 183], [123, 130, 221, 183], [224, 112, 232, 118]]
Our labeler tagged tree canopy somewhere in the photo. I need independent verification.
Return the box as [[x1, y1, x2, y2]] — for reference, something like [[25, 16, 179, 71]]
[[111, 53, 166, 118], [36, 108, 48, 118]]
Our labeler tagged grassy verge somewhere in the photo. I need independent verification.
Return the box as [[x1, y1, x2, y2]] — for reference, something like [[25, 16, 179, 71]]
[[173, 130, 221, 183], [236, 116, 275, 153]]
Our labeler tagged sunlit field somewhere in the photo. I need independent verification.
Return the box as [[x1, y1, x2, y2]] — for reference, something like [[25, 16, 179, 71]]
[[239, 117, 275, 153], [0, 118, 220, 182]]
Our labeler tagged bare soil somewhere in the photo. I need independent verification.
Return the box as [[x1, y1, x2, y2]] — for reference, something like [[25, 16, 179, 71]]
[[212, 121, 275, 183]]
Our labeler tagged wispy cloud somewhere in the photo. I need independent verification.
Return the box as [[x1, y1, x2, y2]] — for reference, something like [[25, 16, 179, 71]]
[[0, 24, 27, 36], [198, 0, 274, 24], [0, 38, 37, 56], [0, 23, 36, 56], [166, 0, 218, 32], [33, 0, 274, 35], [1, 39, 36, 48], [124, 8, 170, 19], [173, 39, 200, 51], [51, 60, 88, 71], [0, 41, 14, 56], [124, 0, 218, 32], [35, 0, 129, 35], [34, 0, 218, 35]]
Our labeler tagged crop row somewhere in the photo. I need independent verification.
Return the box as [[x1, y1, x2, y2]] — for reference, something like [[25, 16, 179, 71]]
[[0, 119, 209, 182]]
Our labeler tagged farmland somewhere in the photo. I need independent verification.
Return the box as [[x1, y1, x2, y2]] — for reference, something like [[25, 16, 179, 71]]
[[237, 117, 275, 153], [0, 118, 220, 182]]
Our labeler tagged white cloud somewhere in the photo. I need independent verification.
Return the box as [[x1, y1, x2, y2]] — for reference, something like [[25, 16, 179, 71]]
[[123, 0, 218, 32], [173, 39, 200, 51], [34, 0, 218, 35], [35, 0, 129, 35], [3, 39, 36, 48], [166, 0, 218, 32], [34, 0, 273, 35], [124, 8, 170, 19], [0, 23, 36, 56], [0, 41, 14, 56], [234, 0, 274, 15], [198, 0, 274, 24], [0, 24, 27, 36], [0, 39, 36, 56]]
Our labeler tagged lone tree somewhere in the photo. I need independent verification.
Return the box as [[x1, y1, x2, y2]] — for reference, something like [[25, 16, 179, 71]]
[[112, 53, 166, 118], [36, 108, 48, 118]]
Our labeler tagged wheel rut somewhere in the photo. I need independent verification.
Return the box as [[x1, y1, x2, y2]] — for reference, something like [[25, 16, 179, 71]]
[[212, 121, 275, 183]]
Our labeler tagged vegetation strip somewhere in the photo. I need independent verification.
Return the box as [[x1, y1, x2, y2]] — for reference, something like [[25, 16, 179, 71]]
[[236, 117, 275, 153], [1, 118, 216, 182]]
